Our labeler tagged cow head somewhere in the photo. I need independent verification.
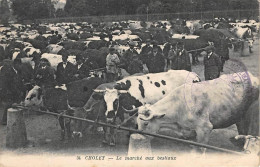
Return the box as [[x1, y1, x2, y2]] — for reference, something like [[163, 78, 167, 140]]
[[235, 135, 260, 155], [24, 85, 43, 107], [93, 88, 128, 123], [248, 39, 254, 48], [136, 104, 165, 136]]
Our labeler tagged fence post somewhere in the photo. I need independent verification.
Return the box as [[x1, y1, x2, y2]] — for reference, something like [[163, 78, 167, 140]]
[[128, 134, 152, 156], [6, 108, 27, 148]]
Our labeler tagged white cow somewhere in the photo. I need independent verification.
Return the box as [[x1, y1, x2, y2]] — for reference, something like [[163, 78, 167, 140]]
[[137, 72, 259, 151], [46, 44, 64, 54]]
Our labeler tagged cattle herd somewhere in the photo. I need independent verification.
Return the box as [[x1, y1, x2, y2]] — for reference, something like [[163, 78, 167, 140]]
[[0, 17, 259, 154]]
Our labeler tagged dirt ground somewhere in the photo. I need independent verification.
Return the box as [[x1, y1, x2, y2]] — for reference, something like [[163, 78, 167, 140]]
[[0, 37, 259, 157]]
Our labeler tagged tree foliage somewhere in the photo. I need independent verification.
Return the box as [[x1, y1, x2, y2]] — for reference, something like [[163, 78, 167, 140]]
[[11, 0, 55, 21], [10, 0, 259, 21], [0, 0, 11, 24], [63, 0, 258, 16]]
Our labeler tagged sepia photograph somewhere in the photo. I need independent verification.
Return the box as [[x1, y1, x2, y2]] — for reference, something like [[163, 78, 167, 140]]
[[0, 0, 259, 166]]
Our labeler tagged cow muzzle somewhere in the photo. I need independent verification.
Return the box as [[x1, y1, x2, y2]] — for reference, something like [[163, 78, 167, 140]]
[[72, 131, 83, 138], [106, 118, 115, 124]]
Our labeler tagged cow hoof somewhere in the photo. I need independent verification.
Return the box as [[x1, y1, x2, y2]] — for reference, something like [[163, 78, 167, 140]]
[[63, 140, 70, 144], [102, 140, 108, 144], [109, 142, 116, 146]]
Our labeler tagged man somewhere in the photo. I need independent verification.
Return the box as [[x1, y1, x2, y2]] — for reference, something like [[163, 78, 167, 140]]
[[14, 58, 34, 98], [145, 47, 165, 73], [106, 47, 120, 82], [35, 58, 55, 88], [204, 45, 222, 80], [168, 41, 191, 71], [56, 53, 75, 85], [140, 39, 153, 64], [215, 36, 229, 72], [1, 59, 24, 125], [121, 41, 138, 71], [73, 54, 91, 80], [127, 53, 144, 75]]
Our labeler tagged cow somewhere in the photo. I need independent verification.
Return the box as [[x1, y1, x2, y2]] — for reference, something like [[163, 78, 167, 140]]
[[136, 72, 259, 153], [84, 70, 200, 145], [24, 85, 73, 141], [46, 44, 64, 54], [23, 77, 104, 141], [23, 46, 41, 57]]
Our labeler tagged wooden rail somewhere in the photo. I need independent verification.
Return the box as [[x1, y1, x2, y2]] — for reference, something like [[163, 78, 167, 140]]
[[27, 108, 244, 155]]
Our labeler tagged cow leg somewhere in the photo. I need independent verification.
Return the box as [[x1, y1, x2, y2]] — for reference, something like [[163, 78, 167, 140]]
[[102, 126, 109, 144], [58, 117, 65, 141], [110, 127, 117, 146], [236, 121, 248, 135], [194, 122, 213, 154], [192, 53, 196, 65], [195, 53, 199, 63], [65, 118, 72, 141]]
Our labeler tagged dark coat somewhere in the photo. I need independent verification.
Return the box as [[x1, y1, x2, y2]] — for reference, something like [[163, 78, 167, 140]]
[[127, 58, 143, 75], [0, 65, 24, 103], [19, 63, 34, 84], [121, 48, 138, 70], [140, 44, 152, 63], [56, 61, 76, 84], [215, 39, 229, 61], [74, 62, 91, 80], [146, 52, 165, 73], [204, 52, 222, 80], [0, 45, 5, 62], [169, 49, 191, 71], [35, 65, 55, 88]]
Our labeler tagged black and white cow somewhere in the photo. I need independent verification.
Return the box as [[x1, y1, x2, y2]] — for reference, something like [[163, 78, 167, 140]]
[[88, 70, 200, 145], [23, 78, 104, 141]]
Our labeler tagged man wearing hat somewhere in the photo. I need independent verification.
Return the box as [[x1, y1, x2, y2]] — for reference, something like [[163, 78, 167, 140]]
[[121, 40, 138, 71], [106, 47, 120, 82], [56, 53, 76, 85], [168, 41, 191, 71], [145, 47, 165, 73], [1, 59, 24, 125], [204, 45, 222, 80], [140, 39, 153, 63], [35, 58, 55, 88], [73, 54, 92, 80]]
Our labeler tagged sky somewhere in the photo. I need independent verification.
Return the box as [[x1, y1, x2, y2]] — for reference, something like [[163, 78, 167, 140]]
[[53, 0, 66, 9]]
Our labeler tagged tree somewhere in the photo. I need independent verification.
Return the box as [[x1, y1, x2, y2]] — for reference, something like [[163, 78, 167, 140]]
[[11, 0, 55, 21], [0, 0, 11, 24]]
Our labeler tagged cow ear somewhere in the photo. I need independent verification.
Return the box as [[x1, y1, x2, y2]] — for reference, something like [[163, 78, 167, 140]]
[[154, 113, 165, 119], [37, 88, 42, 100], [92, 93, 104, 100]]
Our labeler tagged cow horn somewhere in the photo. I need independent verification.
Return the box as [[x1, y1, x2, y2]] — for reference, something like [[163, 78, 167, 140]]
[[122, 106, 138, 114], [235, 135, 246, 140], [93, 89, 106, 93], [118, 90, 128, 94], [139, 115, 154, 121], [84, 102, 99, 112]]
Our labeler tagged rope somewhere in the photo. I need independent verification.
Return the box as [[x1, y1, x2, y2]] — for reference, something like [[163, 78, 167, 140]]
[[119, 111, 138, 127]]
